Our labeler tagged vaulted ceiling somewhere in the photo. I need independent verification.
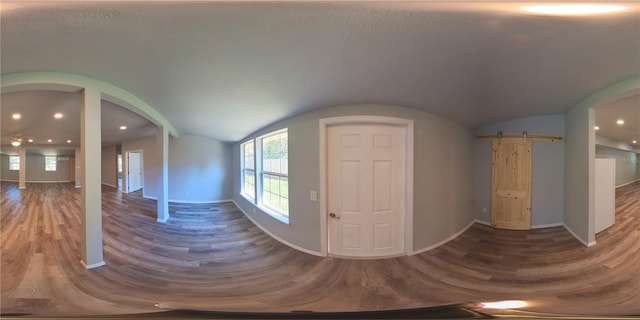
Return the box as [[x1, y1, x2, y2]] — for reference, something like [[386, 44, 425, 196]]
[[1, 1, 639, 147]]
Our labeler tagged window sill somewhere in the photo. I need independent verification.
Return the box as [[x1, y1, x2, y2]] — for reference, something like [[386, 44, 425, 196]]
[[258, 205, 290, 225], [239, 193, 290, 225]]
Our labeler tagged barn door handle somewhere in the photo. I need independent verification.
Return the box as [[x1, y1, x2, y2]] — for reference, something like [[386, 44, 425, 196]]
[[329, 212, 340, 219]]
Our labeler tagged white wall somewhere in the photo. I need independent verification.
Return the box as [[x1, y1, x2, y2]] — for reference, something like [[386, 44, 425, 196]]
[[121, 133, 232, 202], [233, 104, 476, 254], [475, 115, 565, 227], [0, 154, 71, 183], [596, 146, 639, 187]]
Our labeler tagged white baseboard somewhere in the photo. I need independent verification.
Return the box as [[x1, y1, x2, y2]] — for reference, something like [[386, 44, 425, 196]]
[[156, 216, 169, 223], [168, 198, 233, 204], [474, 219, 563, 229], [563, 224, 596, 247], [617, 179, 640, 188], [101, 182, 118, 188], [1, 179, 72, 183], [143, 195, 157, 200], [412, 219, 476, 255], [81, 260, 106, 269], [231, 200, 323, 257]]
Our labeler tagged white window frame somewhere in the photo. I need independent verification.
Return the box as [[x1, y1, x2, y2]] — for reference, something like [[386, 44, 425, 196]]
[[9, 156, 20, 171], [45, 156, 57, 172], [239, 128, 289, 224], [240, 140, 256, 200], [257, 128, 289, 221]]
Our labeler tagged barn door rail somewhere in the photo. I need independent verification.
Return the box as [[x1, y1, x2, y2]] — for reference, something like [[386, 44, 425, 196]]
[[476, 131, 562, 142]]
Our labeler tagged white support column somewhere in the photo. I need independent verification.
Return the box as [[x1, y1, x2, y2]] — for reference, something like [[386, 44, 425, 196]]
[[74, 147, 82, 188], [80, 87, 105, 269], [156, 125, 169, 222], [19, 146, 26, 189]]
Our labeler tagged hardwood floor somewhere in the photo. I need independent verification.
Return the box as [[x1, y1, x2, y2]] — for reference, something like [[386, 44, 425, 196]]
[[1, 181, 639, 316]]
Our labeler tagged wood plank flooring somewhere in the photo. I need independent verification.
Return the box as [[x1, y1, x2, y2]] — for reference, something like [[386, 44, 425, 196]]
[[1, 181, 639, 316]]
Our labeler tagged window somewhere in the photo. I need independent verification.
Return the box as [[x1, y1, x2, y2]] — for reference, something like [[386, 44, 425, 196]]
[[45, 156, 57, 171], [260, 129, 288, 217], [239, 128, 289, 223], [9, 156, 19, 171], [241, 141, 255, 199]]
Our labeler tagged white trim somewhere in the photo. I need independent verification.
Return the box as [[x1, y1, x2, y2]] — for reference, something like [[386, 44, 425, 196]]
[[319, 115, 414, 257], [81, 260, 106, 270], [167, 199, 233, 204], [412, 219, 476, 255], [617, 179, 640, 189], [232, 200, 323, 257], [157, 216, 169, 223], [143, 195, 158, 200], [9, 180, 72, 183], [475, 219, 563, 229], [101, 182, 118, 188], [563, 224, 597, 247], [531, 222, 564, 229]]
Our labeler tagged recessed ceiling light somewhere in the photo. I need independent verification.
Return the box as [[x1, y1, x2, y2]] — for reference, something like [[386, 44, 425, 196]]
[[633, 140, 638, 144], [47, 139, 53, 143], [617, 119, 624, 125], [120, 125, 127, 130], [54, 113, 63, 119], [594, 126, 600, 131], [521, 4, 627, 15], [28, 139, 33, 143], [67, 140, 72, 143], [12, 113, 21, 119]]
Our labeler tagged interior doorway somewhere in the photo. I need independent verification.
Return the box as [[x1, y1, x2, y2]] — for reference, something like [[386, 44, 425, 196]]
[[125, 150, 143, 193]]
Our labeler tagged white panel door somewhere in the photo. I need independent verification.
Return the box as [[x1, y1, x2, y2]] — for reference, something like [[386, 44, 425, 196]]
[[327, 124, 406, 257], [127, 151, 143, 193]]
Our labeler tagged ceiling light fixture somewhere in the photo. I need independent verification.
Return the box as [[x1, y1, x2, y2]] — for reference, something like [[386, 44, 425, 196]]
[[67, 140, 72, 143], [47, 139, 53, 143], [12, 113, 21, 120], [594, 126, 600, 130], [633, 140, 637, 144], [521, 4, 627, 15], [120, 125, 127, 130], [54, 113, 63, 119], [617, 119, 624, 125], [28, 139, 34, 143], [11, 140, 21, 147]]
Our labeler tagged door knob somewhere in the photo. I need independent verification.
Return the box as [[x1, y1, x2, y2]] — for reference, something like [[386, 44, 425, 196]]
[[329, 212, 340, 219]]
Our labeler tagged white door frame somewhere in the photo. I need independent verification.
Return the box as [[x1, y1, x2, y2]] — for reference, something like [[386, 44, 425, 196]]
[[124, 149, 144, 194], [319, 116, 414, 257]]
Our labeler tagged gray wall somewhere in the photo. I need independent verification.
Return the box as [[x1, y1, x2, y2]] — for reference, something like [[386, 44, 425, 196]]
[[101, 145, 118, 187], [168, 134, 232, 202], [121, 133, 232, 202], [0, 154, 71, 182], [233, 104, 476, 254], [0, 154, 19, 181], [564, 105, 595, 245], [596, 146, 639, 187], [475, 115, 565, 227]]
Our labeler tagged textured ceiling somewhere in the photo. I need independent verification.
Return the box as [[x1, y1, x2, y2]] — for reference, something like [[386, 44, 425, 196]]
[[1, 1, 639, 143]]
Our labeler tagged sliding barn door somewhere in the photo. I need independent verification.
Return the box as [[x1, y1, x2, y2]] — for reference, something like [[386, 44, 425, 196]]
[[492, 137, 532, 230]]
